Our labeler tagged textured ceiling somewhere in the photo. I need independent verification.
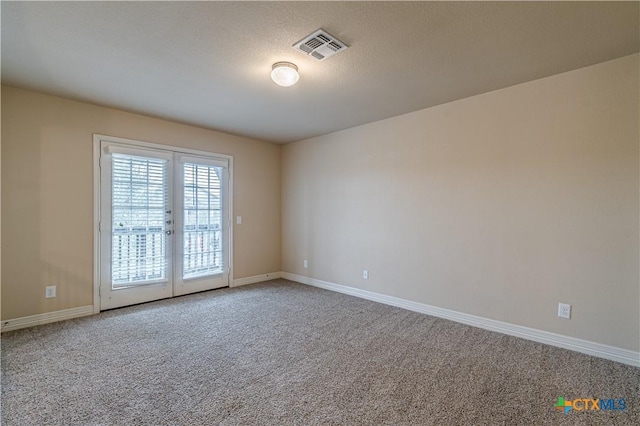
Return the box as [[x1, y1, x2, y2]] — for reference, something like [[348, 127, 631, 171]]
[[2, 1, 638, 143]]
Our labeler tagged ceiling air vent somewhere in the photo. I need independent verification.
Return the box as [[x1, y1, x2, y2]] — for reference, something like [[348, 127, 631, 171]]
[[293, 29, 348, 61]]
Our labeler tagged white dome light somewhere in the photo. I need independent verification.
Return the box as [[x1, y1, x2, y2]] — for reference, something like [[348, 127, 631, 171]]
[[271, 62, 299, 87]]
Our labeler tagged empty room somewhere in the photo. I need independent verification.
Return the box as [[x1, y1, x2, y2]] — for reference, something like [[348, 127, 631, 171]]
[[1, 1, 639, 425]]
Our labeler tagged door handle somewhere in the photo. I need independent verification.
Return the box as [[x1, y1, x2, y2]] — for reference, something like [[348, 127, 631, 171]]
[[166, 230, 173, 235]]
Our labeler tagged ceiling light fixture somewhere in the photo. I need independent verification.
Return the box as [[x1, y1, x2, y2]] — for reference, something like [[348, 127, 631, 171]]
[[271, 62, 299, 87]]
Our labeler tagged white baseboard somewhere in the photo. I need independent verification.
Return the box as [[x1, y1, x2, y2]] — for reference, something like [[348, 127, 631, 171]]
[[232, 271, 282, 287], [1, 273, 282, 332], [281, 272, 640, 368], [1, 305, 95, 333]]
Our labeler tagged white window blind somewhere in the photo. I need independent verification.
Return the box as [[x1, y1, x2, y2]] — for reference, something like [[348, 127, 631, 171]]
[[183, 162, 223, 279], [111, 153, 168, 287]]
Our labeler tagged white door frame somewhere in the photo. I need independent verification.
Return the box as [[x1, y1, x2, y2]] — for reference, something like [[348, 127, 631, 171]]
[[92, 134, 234, 313]]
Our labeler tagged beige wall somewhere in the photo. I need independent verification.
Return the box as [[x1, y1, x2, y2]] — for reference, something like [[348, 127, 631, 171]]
[[282, 54, 640, 351], [0, 85, 3, 319], [2, 54, 639, 352], [1, 86, 281, 319]]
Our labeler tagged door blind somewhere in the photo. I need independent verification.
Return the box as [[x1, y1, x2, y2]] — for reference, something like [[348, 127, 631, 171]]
[[111, 153, 168, 287], [183, 162, 224, 279]]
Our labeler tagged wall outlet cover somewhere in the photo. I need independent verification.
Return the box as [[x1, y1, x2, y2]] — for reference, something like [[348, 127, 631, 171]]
[[45, 285, 56, 298], [558, 302, 571, 319]]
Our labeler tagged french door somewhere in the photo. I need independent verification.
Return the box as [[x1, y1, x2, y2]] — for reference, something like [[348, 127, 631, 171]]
[[97, 137, 230, 310]]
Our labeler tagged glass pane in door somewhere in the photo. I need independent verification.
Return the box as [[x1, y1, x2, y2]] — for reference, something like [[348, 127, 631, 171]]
[[183, 163, 223, 279], [111, 153, 169, 288]]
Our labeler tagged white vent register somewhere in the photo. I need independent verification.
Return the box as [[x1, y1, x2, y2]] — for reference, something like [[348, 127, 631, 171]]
[[293, 29, 348, 61]]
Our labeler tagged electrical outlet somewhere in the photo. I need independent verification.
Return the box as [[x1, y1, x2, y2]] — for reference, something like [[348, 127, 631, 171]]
[[45, 285, 56, 299], [362, 269, 369, 279], [303, 259, 308, 268], [558, 303, 571, 319]]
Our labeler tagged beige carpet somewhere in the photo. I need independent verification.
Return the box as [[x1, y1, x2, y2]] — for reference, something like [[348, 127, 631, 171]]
[[2, 279, 638, 425]]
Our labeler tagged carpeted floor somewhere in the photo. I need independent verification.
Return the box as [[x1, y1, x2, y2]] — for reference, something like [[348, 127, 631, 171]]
[[1, 279, 638, 425]]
